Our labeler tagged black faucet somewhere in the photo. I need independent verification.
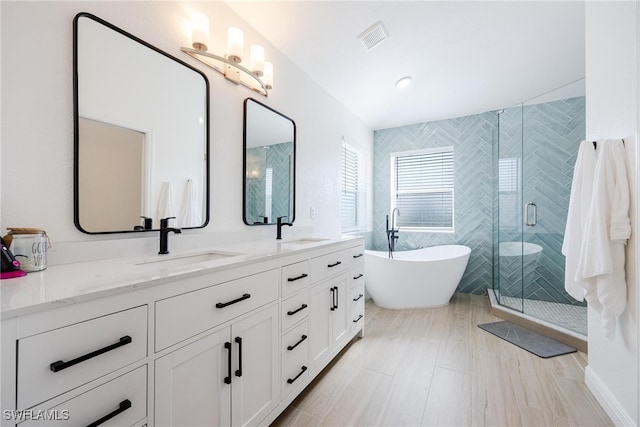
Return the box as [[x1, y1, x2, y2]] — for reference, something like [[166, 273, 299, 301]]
[[159, 217, 181, 254], [386, 208, 400, 257], [276, 216, 292, 240]]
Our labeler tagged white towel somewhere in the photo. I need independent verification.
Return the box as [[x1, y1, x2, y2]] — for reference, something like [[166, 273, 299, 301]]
[[157, 181, 176, 227], [178, 179, 202, 228], [576, 139, 630, 340], [562, 140, 597, 301]]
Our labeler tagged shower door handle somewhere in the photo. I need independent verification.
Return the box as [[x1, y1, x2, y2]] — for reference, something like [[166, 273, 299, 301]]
[[525, 202, 537, 227]]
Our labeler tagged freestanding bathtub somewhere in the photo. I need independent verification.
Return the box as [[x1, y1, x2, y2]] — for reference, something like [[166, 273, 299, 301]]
[[364, 245, 471, 309]]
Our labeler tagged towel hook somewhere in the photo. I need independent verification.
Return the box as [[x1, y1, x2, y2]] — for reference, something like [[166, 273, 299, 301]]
[[592, 141, 597, 150]]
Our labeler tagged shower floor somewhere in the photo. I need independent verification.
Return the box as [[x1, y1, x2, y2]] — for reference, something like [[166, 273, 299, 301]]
[[498, 295, 587, 336]]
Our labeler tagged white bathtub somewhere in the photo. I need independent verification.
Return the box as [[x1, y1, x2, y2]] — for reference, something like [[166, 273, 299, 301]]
[[364, 245, 471, 309]]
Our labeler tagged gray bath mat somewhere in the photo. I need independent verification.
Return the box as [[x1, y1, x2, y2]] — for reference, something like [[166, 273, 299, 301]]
[[478, 321, 576, 358]]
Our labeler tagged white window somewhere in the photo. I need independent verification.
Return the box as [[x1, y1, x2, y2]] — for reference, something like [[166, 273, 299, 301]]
[[498, 157, 520, 229], [341, 140, 367, 232], [390, 147, 454, 231]]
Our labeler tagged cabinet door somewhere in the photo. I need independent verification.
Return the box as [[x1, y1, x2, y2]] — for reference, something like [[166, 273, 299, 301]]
[[155, 329, 231, 427], [331, 273, 350, 348], [231, 305, 279, 427], [309, 279, 332, 366]]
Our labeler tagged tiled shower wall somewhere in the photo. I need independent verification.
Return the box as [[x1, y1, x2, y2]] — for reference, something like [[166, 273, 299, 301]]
[[372, 112, 496, 295], [372, 96, 585, 297], [498, 97, 586, 304]]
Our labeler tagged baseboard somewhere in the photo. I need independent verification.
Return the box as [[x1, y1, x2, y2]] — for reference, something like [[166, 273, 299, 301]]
[[585, 366, 635, 426]]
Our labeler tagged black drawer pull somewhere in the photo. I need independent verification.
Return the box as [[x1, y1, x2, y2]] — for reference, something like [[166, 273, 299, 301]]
[[224, 342, 232, 384], [287, 365, 308, 384], [235, 337, 243, 378], [330, 287, 335, 311], [353, 294, 363, 302], [287, 304, 308, 316], [50, 336, 132, 373], [216, 293, 251, 308], [287, 273, 308, 282], [327, 261, 342, 268], [86, 399, 131, 427], [353, 274, 363, 280], [353, 253, 364, 258], [353, 314, 363, 323], [287, 334, 308, 351]]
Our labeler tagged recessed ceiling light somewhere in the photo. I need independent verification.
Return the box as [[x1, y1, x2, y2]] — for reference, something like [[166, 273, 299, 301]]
[[395, 76, 412, 89]]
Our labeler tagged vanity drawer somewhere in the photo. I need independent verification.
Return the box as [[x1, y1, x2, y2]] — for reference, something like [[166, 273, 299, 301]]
[[281, 260, 310, 297], [281, 321, 309, 396], [21, 365, 147, 427], [350, 266, 364, 290], [155, 269, 279, 351], [281, 290, 309, 332], [17, 305, 147, 410], [350, 245, 365, 265], [351, 286, 365, 327], [309, 248, 350, 283]]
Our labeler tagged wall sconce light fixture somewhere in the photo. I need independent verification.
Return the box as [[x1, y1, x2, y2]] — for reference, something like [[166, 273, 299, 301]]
[[181, 13, 272, 96]]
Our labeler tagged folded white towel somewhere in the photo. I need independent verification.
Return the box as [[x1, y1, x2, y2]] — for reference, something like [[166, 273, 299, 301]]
[[157, 182, 176, 227], [179, 179, 202, 228]]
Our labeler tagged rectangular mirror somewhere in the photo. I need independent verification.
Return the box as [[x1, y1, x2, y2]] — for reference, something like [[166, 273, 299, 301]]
[[243, 98, 295, 225], [74, 13, 210, 233]]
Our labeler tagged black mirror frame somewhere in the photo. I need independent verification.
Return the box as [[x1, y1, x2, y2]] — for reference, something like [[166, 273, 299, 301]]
[[242, 97, 296, 226], [73, 12, 210, 234]]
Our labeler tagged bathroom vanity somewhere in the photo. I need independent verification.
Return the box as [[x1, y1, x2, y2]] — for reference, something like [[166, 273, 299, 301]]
[[0, 237, 365, 426]]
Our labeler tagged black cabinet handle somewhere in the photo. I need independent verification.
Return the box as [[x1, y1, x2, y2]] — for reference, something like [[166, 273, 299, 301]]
[[327, 261, 342, 268], [353, 274, 363, 280], [353, 253, 364, 258], [287, 365, 308, 384], [287, 273, 308, 282], [353, 314, 363, 323], [235, 337, 243, 377], [224, 342, 232, 384], [50, 336, 132, 373], [287, 304, 308, 316], [86, 399, 131, 427], [287, 334, 308, 351], [353, 294, 363, 302], [330, 287, 335, 311], [216, 293, 251, 309], [335, 286, 339, 309]]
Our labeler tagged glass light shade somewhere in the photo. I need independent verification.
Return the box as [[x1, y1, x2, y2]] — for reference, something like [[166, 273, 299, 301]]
[[250, 45, 265, 77], [191, 13, 209, 51], [263, 62, 273, 90], [227, 27, 243, 63]]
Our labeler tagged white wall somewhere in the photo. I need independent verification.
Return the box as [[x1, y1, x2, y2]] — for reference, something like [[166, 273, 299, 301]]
[[0, 1, 373, 263], [584, 2, 639, 425]]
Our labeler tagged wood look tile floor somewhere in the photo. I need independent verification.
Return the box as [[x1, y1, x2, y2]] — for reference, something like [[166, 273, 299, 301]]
[[271, 293, 613, 427]]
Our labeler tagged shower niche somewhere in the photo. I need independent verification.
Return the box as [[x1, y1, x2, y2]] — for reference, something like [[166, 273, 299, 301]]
[[492, 79, 587, 336]]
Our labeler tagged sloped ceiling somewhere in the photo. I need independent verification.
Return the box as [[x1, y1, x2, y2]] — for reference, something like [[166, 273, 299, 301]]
[[227, 1, 585, 130]]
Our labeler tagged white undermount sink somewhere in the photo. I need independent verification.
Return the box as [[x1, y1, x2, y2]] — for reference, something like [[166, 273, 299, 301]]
[[281, 237, 329, 245], [132, 251, 243, 268]]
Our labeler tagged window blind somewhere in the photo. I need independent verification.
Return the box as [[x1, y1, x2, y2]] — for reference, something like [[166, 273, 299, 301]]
[[392, 148, 454, 229], [341, 144, 359, 230]]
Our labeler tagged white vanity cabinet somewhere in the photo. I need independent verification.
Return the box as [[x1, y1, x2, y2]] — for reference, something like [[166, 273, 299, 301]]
[[1, 237, 364, 427], [155, 304, 279, 427]]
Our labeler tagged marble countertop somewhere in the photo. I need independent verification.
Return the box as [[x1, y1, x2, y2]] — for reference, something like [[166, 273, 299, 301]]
[[1, 236, 363, 319]]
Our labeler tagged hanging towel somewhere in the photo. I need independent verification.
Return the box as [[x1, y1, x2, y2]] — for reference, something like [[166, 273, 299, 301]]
[[576, 139, 630, 340], [157, 181, 176, 227], [178, 179, 202, 228], [562, 140, 597, 301]]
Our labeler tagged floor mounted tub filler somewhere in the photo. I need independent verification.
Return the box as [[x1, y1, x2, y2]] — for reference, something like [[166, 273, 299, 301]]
[[365, 245, 471, 309]]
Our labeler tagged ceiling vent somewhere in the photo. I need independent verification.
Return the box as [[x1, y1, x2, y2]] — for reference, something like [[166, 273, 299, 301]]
[[357, 21, 388, 51]]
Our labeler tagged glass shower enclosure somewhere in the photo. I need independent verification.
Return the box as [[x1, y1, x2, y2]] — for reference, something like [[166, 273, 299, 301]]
[[493, 79, 587, 336]]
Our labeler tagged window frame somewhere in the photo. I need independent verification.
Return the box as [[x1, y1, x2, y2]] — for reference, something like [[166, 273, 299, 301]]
[[389, 146, 455, 233], [341, 139, 367, 233]]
